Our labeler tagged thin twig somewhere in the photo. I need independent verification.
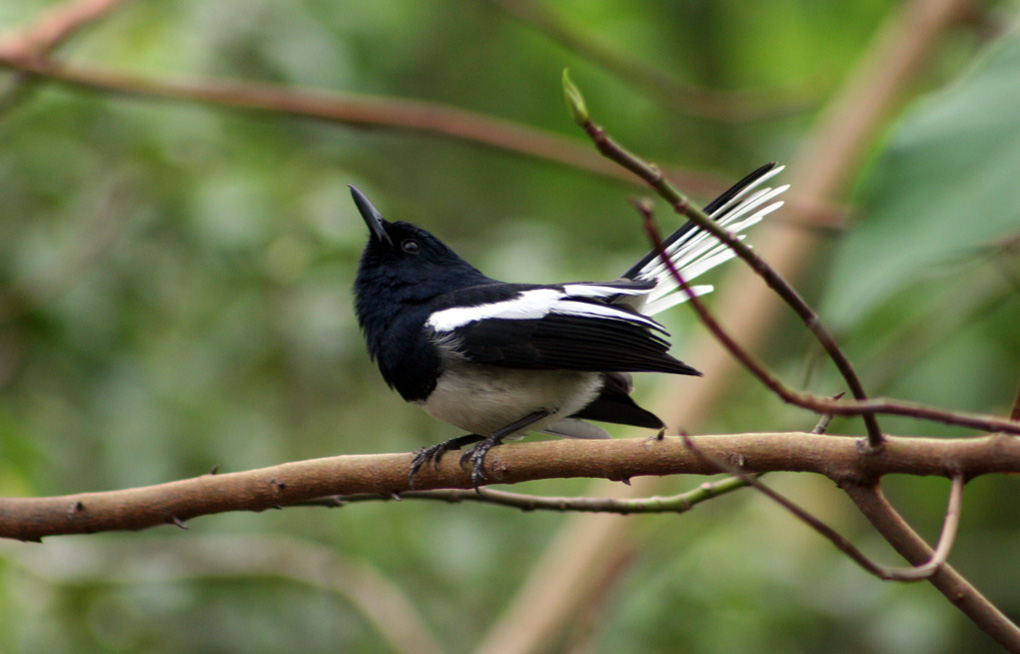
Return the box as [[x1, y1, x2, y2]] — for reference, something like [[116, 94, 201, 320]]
[[812, 393, 844, 434], [296, 476, 751, 515], [892, 472, 965, 580], [805, 396, 1020, 435], [577, 99, 885, 448], [681, 434, 965, 582], [845, 482, 1020, 649]]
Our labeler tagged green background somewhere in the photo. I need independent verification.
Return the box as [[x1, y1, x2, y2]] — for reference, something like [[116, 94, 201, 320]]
[[1, 1, 1019, 652]]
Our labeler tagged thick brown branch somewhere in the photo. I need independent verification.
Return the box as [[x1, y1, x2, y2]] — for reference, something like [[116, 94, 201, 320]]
[[2, 432, 1019, 542], [800, 395, 1020, 435]]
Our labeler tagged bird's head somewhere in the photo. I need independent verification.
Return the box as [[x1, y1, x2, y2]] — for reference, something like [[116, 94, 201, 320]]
[[350, 185, 487, 305]]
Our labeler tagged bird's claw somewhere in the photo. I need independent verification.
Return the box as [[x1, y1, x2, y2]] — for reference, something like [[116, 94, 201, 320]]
[[460, 441, 496, 491], [408, 434, 485, 488], [409, 443, 451, 487]]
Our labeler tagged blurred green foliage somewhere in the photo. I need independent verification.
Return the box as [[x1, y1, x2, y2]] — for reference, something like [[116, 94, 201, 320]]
[[1, 1, 1019, 653], [827, 32, 1020, 325]]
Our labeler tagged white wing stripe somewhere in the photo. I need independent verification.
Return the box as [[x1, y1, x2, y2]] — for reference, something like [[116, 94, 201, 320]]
[[427, 289, 562, 332], [427, 288, 663, 333]]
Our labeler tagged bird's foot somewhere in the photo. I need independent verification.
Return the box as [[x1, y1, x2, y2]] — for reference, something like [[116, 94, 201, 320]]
[[408, 434, 484, 488], [460, 438, 500, 491], [457, 410, 551, 491]]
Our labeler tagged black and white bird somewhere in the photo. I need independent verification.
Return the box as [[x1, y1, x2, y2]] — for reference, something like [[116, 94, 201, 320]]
[[351, 163, 787, 488]]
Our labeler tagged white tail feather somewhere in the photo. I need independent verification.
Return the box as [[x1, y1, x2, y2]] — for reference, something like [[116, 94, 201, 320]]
[[632, 166, 787, 316]]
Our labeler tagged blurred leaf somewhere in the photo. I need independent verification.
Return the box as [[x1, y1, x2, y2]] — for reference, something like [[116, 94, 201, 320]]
[[824, 29, 1020, 326]]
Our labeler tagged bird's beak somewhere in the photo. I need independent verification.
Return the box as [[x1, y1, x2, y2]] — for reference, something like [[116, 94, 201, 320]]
[[349, 185, 393, 246]]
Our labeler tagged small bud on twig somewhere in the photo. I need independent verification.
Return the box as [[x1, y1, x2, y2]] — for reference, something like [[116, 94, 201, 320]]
[[561, 69, 589, 126]]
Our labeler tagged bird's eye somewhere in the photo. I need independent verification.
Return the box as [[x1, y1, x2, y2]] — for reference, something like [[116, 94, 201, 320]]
[[401, 239, 420, 254]]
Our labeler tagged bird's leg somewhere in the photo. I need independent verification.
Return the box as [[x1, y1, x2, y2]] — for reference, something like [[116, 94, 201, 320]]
[[409, 434, 485, 487], [461, 410, 550, 491]]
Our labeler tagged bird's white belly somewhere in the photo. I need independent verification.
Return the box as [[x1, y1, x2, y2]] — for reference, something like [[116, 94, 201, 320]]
[[418, 362, 603, 436]]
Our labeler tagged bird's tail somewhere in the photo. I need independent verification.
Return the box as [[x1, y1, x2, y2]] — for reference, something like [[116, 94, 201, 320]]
[[623, 162, 788, 316]]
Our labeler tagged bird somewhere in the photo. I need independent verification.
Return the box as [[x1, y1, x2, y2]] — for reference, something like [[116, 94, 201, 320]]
[[351, 163, 787, 489]]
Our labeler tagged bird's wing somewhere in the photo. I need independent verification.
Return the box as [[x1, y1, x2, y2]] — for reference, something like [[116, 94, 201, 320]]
[[426, 282, 700, 375]]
